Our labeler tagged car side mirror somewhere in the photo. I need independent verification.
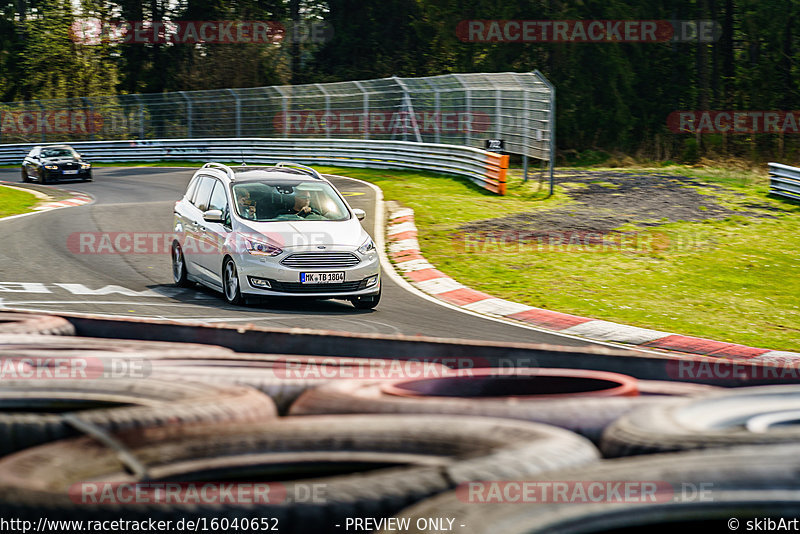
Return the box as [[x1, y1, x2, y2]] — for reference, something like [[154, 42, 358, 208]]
[[353, 208, 366, 221], [203, 209, 224, 223]]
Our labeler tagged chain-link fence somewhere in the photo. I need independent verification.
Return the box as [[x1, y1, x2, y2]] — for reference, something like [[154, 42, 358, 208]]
[[0, 72, 553, 164]]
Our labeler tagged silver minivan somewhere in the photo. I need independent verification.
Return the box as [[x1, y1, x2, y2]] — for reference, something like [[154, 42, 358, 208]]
[[171, 162, 381, 308]]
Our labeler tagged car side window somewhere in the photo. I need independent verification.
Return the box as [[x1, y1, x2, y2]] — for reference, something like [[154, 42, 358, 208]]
[[191, 176, 215, 212], [208, 180, 230, 224], [184, 176, 200, 201]]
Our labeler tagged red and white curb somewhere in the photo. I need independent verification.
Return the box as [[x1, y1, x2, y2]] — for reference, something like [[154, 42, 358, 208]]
[[32, 193, 93, 211], [0, 181, 93, 212], [386, 205, 800, 361]]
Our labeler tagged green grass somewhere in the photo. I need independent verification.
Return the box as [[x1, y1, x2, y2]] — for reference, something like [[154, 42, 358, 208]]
[[319, 164, 800, 352], [0, 186, 39, 218]]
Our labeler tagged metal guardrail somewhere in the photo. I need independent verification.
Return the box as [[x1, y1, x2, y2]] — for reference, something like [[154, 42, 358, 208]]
[[0, 72, 553, 162], [0, 137, 510, 195], [768, 162, 800, 201]]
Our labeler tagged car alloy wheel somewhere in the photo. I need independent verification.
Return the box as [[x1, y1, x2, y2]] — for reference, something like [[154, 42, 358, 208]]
[[171, 242, 192, 287], [223, 258, 245, 305]]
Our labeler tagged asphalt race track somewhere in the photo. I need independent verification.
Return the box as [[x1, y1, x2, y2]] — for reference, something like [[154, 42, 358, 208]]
[[0, 167, 599, 346]]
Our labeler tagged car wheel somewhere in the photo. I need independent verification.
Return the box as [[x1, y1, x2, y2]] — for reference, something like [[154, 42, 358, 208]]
[[171, 242, 192, 288], [38, 171, 46, 184], [21, 169, 28, 183], [223, 257, 245, 305], [350, 288, 380, 310]]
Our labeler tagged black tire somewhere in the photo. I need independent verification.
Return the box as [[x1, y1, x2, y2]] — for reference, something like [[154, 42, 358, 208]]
[[147, 357, 449, 414], [351, 287, 380, 309], [289, 370, 718, 442], [601, 384, 800, 457], [0, 312, 75, 335], [171, 241, 192, 287], [222, 257, 245, 305], [0, 333, 235, 358], [0, 379, 277, 456], [387, 444, 800, 534], [0, 415, 599, 531], [20, 168, 28, 182]]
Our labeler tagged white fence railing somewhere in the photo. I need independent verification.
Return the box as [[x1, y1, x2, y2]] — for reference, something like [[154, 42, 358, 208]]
[[768, 163, 800, 202], [0, 137, 510, 195]]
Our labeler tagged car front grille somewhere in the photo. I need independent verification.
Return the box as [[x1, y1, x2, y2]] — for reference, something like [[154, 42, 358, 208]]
[[280, 252, 360, 269], [265, 279, 368, 293], [59, 163, 79, 170]]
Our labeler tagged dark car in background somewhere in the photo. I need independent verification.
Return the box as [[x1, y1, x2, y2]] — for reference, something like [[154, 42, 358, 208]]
[[21, 145, 92, 183]]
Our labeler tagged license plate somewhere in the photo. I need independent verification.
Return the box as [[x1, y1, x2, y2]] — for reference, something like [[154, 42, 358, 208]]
[[63, 170, 78, 175], [300, 272, 345, 284]]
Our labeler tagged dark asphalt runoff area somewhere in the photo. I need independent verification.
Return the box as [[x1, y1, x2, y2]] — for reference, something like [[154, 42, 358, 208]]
[[0, 166, 601, 346]]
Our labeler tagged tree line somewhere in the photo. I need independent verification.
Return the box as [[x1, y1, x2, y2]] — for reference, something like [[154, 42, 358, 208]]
[[2, 0, 797, 163]]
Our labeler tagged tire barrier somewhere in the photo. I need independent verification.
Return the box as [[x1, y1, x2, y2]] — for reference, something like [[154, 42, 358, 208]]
[[0, 415, 599, 532], [0, 313, 75, 335], [384, 444, 800, 534], [601, 385, 800, 457], [0, 333, 236, 358], [18, 352, 450, 414], [1, 309, 797, 530], [0, 379, 277, 456], [141, 357, 449, 414], [289, 369, 719, 442]]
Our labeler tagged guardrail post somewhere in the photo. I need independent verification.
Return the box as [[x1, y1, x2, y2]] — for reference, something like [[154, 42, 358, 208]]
[[392, 76, 422, 143], [315, 83, 331, 139], [464, 89, 471, 147], [533, 70, 555, 196], [495, 88, 502, 144], [133, 94, 145, 139], [353, 80, 368, 140], [82, 97, 94, 141], [179, 91, 192, 138], [274, 86, 290, 137], [226, 89, 241, 138], [34, 100, 45, 143], [429, 79, 441, 145]]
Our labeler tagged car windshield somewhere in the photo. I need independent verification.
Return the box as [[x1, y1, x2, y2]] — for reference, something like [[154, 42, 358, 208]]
[[232, 181, 350, 222], [41, 147, 76, 159]]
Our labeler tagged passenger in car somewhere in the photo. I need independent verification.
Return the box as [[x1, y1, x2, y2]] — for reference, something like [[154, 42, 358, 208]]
[[236, 188, 257, 220]]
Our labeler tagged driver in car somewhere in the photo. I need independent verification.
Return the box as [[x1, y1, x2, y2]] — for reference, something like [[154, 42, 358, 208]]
[[291, 191, 313, 216], [237, 189, 257, 220]]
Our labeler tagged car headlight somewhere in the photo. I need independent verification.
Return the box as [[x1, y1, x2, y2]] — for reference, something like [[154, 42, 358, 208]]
[[44, 165, 58, 170], [80, 163, 91, 169], [245, 238, 282, 256], [358, 237, 376, 254]]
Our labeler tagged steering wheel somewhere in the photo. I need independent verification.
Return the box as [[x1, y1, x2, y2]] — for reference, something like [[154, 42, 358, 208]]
[[299, 207, 322, 218]]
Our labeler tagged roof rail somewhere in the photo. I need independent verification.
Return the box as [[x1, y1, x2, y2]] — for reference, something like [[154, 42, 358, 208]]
[[274, 161, 323, 180], [201, 162, 236, 181]]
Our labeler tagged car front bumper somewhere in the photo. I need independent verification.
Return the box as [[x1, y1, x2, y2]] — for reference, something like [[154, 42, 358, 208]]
[[235, 252, 381, 298], [43, 168, 91, 181]]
